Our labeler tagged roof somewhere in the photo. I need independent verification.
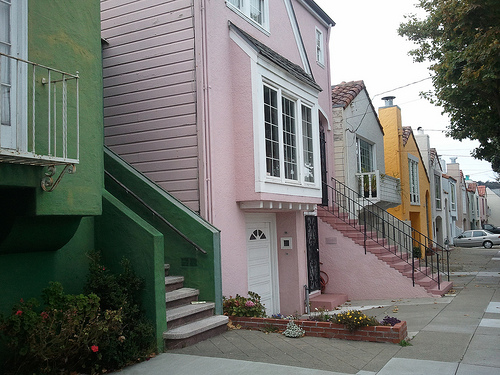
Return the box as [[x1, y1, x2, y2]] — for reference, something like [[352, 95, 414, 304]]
[[331, 80, 384, 134], [442, 173, 457, 182], [331, 80, 364, 108], [467, 182, 478, 193], [302, 0, 336, 26], [402, 126, 412, 146], [430, 148, 442, 170], [229, 23, 322, 92]]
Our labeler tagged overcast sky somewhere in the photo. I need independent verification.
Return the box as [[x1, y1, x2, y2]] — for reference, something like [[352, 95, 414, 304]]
[[314, 0, 497, 182]]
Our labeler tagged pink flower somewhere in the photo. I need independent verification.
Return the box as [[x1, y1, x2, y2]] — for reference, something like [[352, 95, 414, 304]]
[[245, 301, 255, 307], [15, 310, 22, 316], [40, 311, 49, 320], [91, 345, 99, 353]]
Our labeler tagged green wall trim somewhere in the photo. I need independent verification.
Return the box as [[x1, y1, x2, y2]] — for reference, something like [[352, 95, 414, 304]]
[[96, 190, 166, 352], [104, 147, 222, 314]]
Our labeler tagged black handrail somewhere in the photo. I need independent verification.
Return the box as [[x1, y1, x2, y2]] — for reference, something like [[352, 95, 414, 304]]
[[104, 170, 207, 255], [322, 178, 450, 289]]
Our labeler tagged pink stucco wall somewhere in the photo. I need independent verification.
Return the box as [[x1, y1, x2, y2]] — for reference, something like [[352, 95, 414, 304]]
[[198, 0, 334, 311], [317, 219, 432, 300]]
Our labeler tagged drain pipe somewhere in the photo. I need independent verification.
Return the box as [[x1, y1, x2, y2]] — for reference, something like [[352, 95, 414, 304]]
[[304, 285, 310, 315]]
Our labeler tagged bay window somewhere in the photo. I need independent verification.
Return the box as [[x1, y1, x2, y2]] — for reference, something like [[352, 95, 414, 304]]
[[263, 83, 315, 186]]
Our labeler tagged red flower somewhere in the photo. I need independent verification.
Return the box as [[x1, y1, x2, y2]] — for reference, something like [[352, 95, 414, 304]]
[[15, 310, 22, 316], [40, 311, 49, 320], [91, 345, 99, 353]]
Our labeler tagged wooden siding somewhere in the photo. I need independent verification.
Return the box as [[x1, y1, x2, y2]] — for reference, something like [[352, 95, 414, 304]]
[[101, 0, 200, 212]]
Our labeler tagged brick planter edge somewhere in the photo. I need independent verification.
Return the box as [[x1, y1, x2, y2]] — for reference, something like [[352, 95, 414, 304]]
[[229, 316, 407, 344]]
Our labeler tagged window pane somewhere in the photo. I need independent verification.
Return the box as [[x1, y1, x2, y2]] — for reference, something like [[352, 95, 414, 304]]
[[228, 0, 242, 9], [264, 86, 280, 177], [357, 138, 373, 172], [250, 0, 263, 24], [282, 97, 297, 180], [302, 105, 314, 182], [0, 1, 11, 127]]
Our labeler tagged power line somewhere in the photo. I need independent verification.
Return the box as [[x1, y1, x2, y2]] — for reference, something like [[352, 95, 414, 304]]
[[372, 76, 433, 99]]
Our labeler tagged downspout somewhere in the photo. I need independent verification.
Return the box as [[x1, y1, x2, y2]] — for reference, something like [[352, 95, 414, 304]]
[[197, 0, 214, 223]]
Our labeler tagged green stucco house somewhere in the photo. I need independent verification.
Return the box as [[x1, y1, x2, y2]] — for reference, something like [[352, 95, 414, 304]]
[[0, 0, 223, 354]]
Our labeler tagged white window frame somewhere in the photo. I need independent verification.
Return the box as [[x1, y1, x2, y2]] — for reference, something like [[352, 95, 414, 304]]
[[434, 174, 442, 210], [408, 154, 420, 205], [263, 80, 317, 187], [356, 137, 375, 173], [450, 182, 456, 211], [227, 0, 270, 32], [0, 0, 28, 150], [315, 27, 324, 66]]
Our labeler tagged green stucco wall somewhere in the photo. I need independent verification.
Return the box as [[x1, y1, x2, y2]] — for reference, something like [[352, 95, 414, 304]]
[[104, 148, 223, 314], [96, 191, 167, 351]]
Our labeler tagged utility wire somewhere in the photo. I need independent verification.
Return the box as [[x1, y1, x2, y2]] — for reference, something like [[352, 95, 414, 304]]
[[372, 76, 433, 100]]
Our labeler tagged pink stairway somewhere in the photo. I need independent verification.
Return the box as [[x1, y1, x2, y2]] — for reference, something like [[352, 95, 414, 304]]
[[317, 207, 453, 297]]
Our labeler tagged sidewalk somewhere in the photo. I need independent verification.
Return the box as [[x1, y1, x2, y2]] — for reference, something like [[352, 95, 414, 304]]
[[118, 247, 500, 374]]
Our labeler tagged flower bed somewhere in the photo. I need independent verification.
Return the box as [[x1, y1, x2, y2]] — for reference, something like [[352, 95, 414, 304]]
[[229, 316, 407, 344]]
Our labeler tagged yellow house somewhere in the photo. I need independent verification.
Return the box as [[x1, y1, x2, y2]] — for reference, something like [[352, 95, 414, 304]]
[[378, 97, 432, 242]]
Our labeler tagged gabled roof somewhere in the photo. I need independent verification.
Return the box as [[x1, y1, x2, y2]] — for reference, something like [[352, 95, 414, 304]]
[[467, 182, 478, 193], [402, 126, 412, 146], [302, 0, 336, 26], [229, 23, 322, 92], [331, 80, 364, 108], [430, 148, 442, 171], [331, 80, 384, 133], [402, 126, 430, 181]]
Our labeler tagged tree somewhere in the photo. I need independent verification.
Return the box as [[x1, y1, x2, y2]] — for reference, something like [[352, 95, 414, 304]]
[[398, 0, 500, 172]]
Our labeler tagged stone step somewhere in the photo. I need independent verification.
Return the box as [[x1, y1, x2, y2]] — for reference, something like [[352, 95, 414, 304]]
[[166, 288, 199, 309], [164, 315, 229, 350], [165, 276, 184, 292], [428, 281, 453, 296], [166, 302, 216, 330]]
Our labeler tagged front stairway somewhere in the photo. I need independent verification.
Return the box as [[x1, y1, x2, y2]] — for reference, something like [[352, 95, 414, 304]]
[[318, 207, 453, 296], [163, 265, 228, 350]]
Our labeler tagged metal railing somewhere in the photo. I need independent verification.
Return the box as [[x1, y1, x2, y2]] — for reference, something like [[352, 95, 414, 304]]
[[323, 178, 450, 289], [104, 170, 207, 255], [0, 52, 79, 166]]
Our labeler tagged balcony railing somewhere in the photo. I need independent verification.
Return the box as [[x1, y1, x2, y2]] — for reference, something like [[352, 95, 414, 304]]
[[355, 170, 401, 208], [0, 52, 79, 166]]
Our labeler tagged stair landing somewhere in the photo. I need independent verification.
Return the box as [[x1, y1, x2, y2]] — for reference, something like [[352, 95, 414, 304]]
[[310, 293, 349, 311]]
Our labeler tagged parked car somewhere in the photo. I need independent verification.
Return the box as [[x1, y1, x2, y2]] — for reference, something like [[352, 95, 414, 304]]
[[482, 223, 500, 234], [453, 230, 500, 248]]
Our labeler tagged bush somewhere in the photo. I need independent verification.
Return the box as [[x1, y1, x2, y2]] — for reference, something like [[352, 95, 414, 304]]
[[380, 315, 401, 326], [0, 282, 122, 374], [0, 251, 156, 374], [84, 251, 156, 371], [332, 310, 379, 332], [223, 292, 266, 317]]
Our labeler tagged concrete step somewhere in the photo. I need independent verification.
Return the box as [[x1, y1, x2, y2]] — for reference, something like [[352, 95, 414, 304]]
[[428, 281, 453, 296], [165, 276, 184, 293], [309, 293, 348, 311], [166, 288, 199, 309], [166, 302, 216, 330], [164, 315, 229, 350]]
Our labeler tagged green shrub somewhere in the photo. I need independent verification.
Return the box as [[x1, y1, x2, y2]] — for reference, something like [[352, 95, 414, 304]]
[[84, 251, 156, 371], [223, 291, 266, 317], [0, 282, 122, 374]]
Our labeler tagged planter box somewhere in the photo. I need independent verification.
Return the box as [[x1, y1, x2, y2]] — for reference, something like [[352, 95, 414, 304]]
[[229, 316, 407, 344]]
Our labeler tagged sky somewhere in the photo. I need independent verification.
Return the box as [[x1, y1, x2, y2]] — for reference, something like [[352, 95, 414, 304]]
[[314, 0, 497, 182]]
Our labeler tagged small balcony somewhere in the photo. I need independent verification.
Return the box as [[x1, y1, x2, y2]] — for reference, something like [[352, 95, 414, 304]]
[[0, 52, 79, 167], [355, 170, 401, 209]]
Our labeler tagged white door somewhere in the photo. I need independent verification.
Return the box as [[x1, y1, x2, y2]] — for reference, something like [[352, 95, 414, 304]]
[[246, 216, 279, 315]]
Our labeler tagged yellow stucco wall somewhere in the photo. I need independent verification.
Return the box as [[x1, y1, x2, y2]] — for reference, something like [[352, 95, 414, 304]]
[[379, 105, 432, 240]]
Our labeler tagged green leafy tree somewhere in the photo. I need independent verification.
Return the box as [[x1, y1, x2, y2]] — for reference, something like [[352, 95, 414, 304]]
[[398, 0, 500, 172]]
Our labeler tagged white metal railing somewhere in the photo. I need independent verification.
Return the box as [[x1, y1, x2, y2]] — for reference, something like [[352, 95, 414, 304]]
[[355, 171, 379, 199], [0, 52, 79, 166]]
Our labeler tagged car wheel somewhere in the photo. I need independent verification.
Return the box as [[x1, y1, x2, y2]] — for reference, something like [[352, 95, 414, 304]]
[[483, 241, 493, 249]]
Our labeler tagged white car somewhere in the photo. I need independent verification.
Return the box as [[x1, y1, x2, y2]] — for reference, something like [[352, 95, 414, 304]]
[[453, 230, 500, 249]]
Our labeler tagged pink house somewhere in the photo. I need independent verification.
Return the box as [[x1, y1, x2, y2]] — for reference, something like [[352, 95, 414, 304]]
[[101, 0, 335, 315]]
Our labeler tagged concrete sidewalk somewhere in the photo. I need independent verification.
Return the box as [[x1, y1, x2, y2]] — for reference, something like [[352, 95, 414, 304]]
[[117, 247, 500, 374]]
